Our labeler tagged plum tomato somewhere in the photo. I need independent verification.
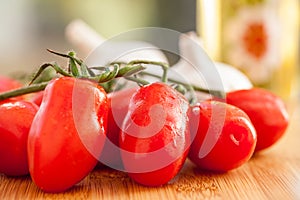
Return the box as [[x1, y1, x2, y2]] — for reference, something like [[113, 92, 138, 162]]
[[99, 87, 138, 169], [119, 82, 190, 186], [0, 76, 24, 102], [30, 91, 44, 106], [0, 75, 23, 93], [28, 77, 109, 192], [226, 88, 289, 152], [0, 100, 38, 176], [188, 100, 257, 172]]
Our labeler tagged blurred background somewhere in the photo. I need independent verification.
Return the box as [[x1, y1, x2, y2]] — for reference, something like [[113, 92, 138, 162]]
[[0, 0, 299, 101], [0, 0, 196, 76]]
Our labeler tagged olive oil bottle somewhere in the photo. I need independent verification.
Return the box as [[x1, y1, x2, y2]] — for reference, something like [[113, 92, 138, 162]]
[[197, 0, 299, 101]]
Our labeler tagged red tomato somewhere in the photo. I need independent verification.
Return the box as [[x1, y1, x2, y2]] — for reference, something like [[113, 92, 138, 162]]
[[0, 76, 23, 92], [188, 101, 257, 172], [30, 91, 44, 106], [226, 88, 289, 152], [28, 77, 109, 192], [119, 82, 190, 186], [99, 87, 138, 169], [0, 100, 38, 176], [0, 76, 23, 102]]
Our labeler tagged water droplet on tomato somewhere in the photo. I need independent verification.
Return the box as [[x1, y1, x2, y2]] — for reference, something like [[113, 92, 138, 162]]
[[230, 132, 244, 146], [192, 106, 200, 116], [172, 140, 177, 148]]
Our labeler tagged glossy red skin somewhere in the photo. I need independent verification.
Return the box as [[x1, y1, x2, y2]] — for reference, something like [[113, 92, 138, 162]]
[[28, 77, 108, 193], [0, 76, 23, 93], [119, 82, 190, 186], [0, 100, 38, 176], [30, 91, 44, 106], [0, 76, 24, 102], [107, 87, 138, 146], [226, 88, 289, 152], [99, 87, 138, 168], [188, 101, 257, 172]]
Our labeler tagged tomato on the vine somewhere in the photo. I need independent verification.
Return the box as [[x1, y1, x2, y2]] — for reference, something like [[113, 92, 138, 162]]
[[0, 100, 38, 176], [99, 87, 138, 168], [0, 76, 23, 92], [30, 91, 44, 106], [119, 82, 190, 186], [0, 76, 24, 102], [28, 77, 109, 192], [188, 100, 257, 172], [226, 88, 289, 152]]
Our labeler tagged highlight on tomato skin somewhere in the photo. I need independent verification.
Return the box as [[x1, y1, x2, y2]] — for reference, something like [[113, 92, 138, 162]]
[[188, 100, 257, 172], [225, 88, 289, 152]]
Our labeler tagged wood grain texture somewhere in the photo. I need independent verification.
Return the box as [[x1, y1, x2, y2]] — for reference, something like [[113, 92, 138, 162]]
[[1, 104, 299, 200]]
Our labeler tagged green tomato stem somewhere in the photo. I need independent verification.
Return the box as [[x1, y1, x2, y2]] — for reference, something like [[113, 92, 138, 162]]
[[0, 82, 48, 100], [0, 50, 224, 101], [125, 76, 150, 86], [29, 62, 71, 85], [127, 60, 169, 83], [140, 71, 225, 99], [116, 65, 146, 77]]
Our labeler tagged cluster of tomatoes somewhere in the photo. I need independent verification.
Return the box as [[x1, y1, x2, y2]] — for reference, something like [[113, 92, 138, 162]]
[[0, 61, 289, 193]]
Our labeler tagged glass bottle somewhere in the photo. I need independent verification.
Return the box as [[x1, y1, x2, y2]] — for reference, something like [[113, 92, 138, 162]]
[[197, 0, 300, 101]]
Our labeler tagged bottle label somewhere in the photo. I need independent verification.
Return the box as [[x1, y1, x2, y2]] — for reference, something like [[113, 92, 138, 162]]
[[222, 1, 281, 84]]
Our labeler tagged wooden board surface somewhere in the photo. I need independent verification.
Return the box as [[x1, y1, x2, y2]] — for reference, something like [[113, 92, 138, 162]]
[[1, 103, 300, 200]]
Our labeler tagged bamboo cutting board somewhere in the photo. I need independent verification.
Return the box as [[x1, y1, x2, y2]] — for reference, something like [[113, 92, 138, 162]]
[[1, 104, 300, 200]]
